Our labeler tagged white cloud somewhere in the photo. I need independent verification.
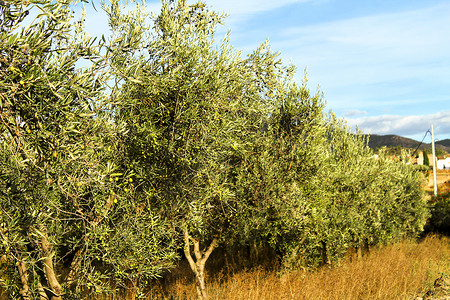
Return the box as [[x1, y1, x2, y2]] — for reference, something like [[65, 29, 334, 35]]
[[270, 2, 450, 110], [280, 3, 450, 61], [343, 111, 450, 140], [343, 110, 367, 117]]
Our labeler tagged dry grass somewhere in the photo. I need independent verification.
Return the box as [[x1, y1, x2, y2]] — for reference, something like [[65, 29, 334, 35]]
[[424, 169, 450, 194], [145, 234, 450, 300], [2, 235, 448, 299]]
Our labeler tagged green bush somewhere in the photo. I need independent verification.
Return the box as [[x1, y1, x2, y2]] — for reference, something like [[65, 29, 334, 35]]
[[423, 150, 430, 166], [413, 164, 430, 172], [428, 193, 450, 234]]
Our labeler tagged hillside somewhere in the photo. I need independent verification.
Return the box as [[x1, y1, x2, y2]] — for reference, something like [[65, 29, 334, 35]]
[[437, 139, 450, 147], [363, 134, 450, 153]]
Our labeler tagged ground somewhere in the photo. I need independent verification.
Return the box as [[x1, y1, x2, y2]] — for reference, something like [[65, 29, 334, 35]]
[[424, 170, 450, 195]]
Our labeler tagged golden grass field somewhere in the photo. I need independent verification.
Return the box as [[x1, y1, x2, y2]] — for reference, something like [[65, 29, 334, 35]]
[[133, 234, 450, 300]]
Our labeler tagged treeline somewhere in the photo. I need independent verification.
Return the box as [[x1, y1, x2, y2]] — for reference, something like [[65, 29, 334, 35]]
[[374, 146, 447, 158], [0, 1, 428, 299]]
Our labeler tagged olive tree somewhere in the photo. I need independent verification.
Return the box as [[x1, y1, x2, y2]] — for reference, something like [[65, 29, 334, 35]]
[[232, 109, 428, 270], [297, 116, 428, 266], [230, 73, 329, 267], [0, 1, 176, 298], [113, 0, 319, 298]]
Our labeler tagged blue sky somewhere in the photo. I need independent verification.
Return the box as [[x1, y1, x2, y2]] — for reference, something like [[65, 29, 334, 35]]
[[80, 0, 450, 141]]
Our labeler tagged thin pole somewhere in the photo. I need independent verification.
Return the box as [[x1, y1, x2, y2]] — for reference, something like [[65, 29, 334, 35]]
[[431, 124, 437, 197]]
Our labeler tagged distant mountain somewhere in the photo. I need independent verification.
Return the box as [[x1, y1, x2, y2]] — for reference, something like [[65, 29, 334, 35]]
[[436, 139, 450, 148], [363, 134, 450, 154], [365, 134, 420, 149]]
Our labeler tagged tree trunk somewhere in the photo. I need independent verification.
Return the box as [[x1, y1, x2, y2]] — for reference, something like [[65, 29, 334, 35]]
[[16, 260, 31, 300], [194, 264, 207, 300], [356, 246, 362, 260], [320, 241, 328, 266], [39, 226, 63, 300], [16, 247, 48, 299], [37, 278, 49, 300], [183, 228, 218, 300], [129, 277, 138, 300], [66, 248, 83, 290]]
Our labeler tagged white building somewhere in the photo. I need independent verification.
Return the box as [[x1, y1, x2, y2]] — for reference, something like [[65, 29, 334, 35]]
[[437, 157, 450, 170]]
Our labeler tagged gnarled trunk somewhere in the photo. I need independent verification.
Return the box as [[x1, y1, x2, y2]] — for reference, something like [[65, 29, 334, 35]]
[[15, 249, 48, 300], [39, 225, 62, 300], [183, 229, 218, 300], [37, 279, 49, 300], [16, 260, 31, 300], [66, 248, 83, 290]]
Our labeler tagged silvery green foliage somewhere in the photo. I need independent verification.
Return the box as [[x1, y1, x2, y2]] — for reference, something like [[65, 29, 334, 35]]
[[0, 0, 177, 298], [116, 0, 429, 275], [1, 0, 430, 298], [277, 115, 428, 269], [116, 0, 286, 248]]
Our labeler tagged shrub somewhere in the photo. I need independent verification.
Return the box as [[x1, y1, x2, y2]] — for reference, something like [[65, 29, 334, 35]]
[[423, 150, 430, 166], [428, 193, 450, 234], [413, 164, 430, 172]]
